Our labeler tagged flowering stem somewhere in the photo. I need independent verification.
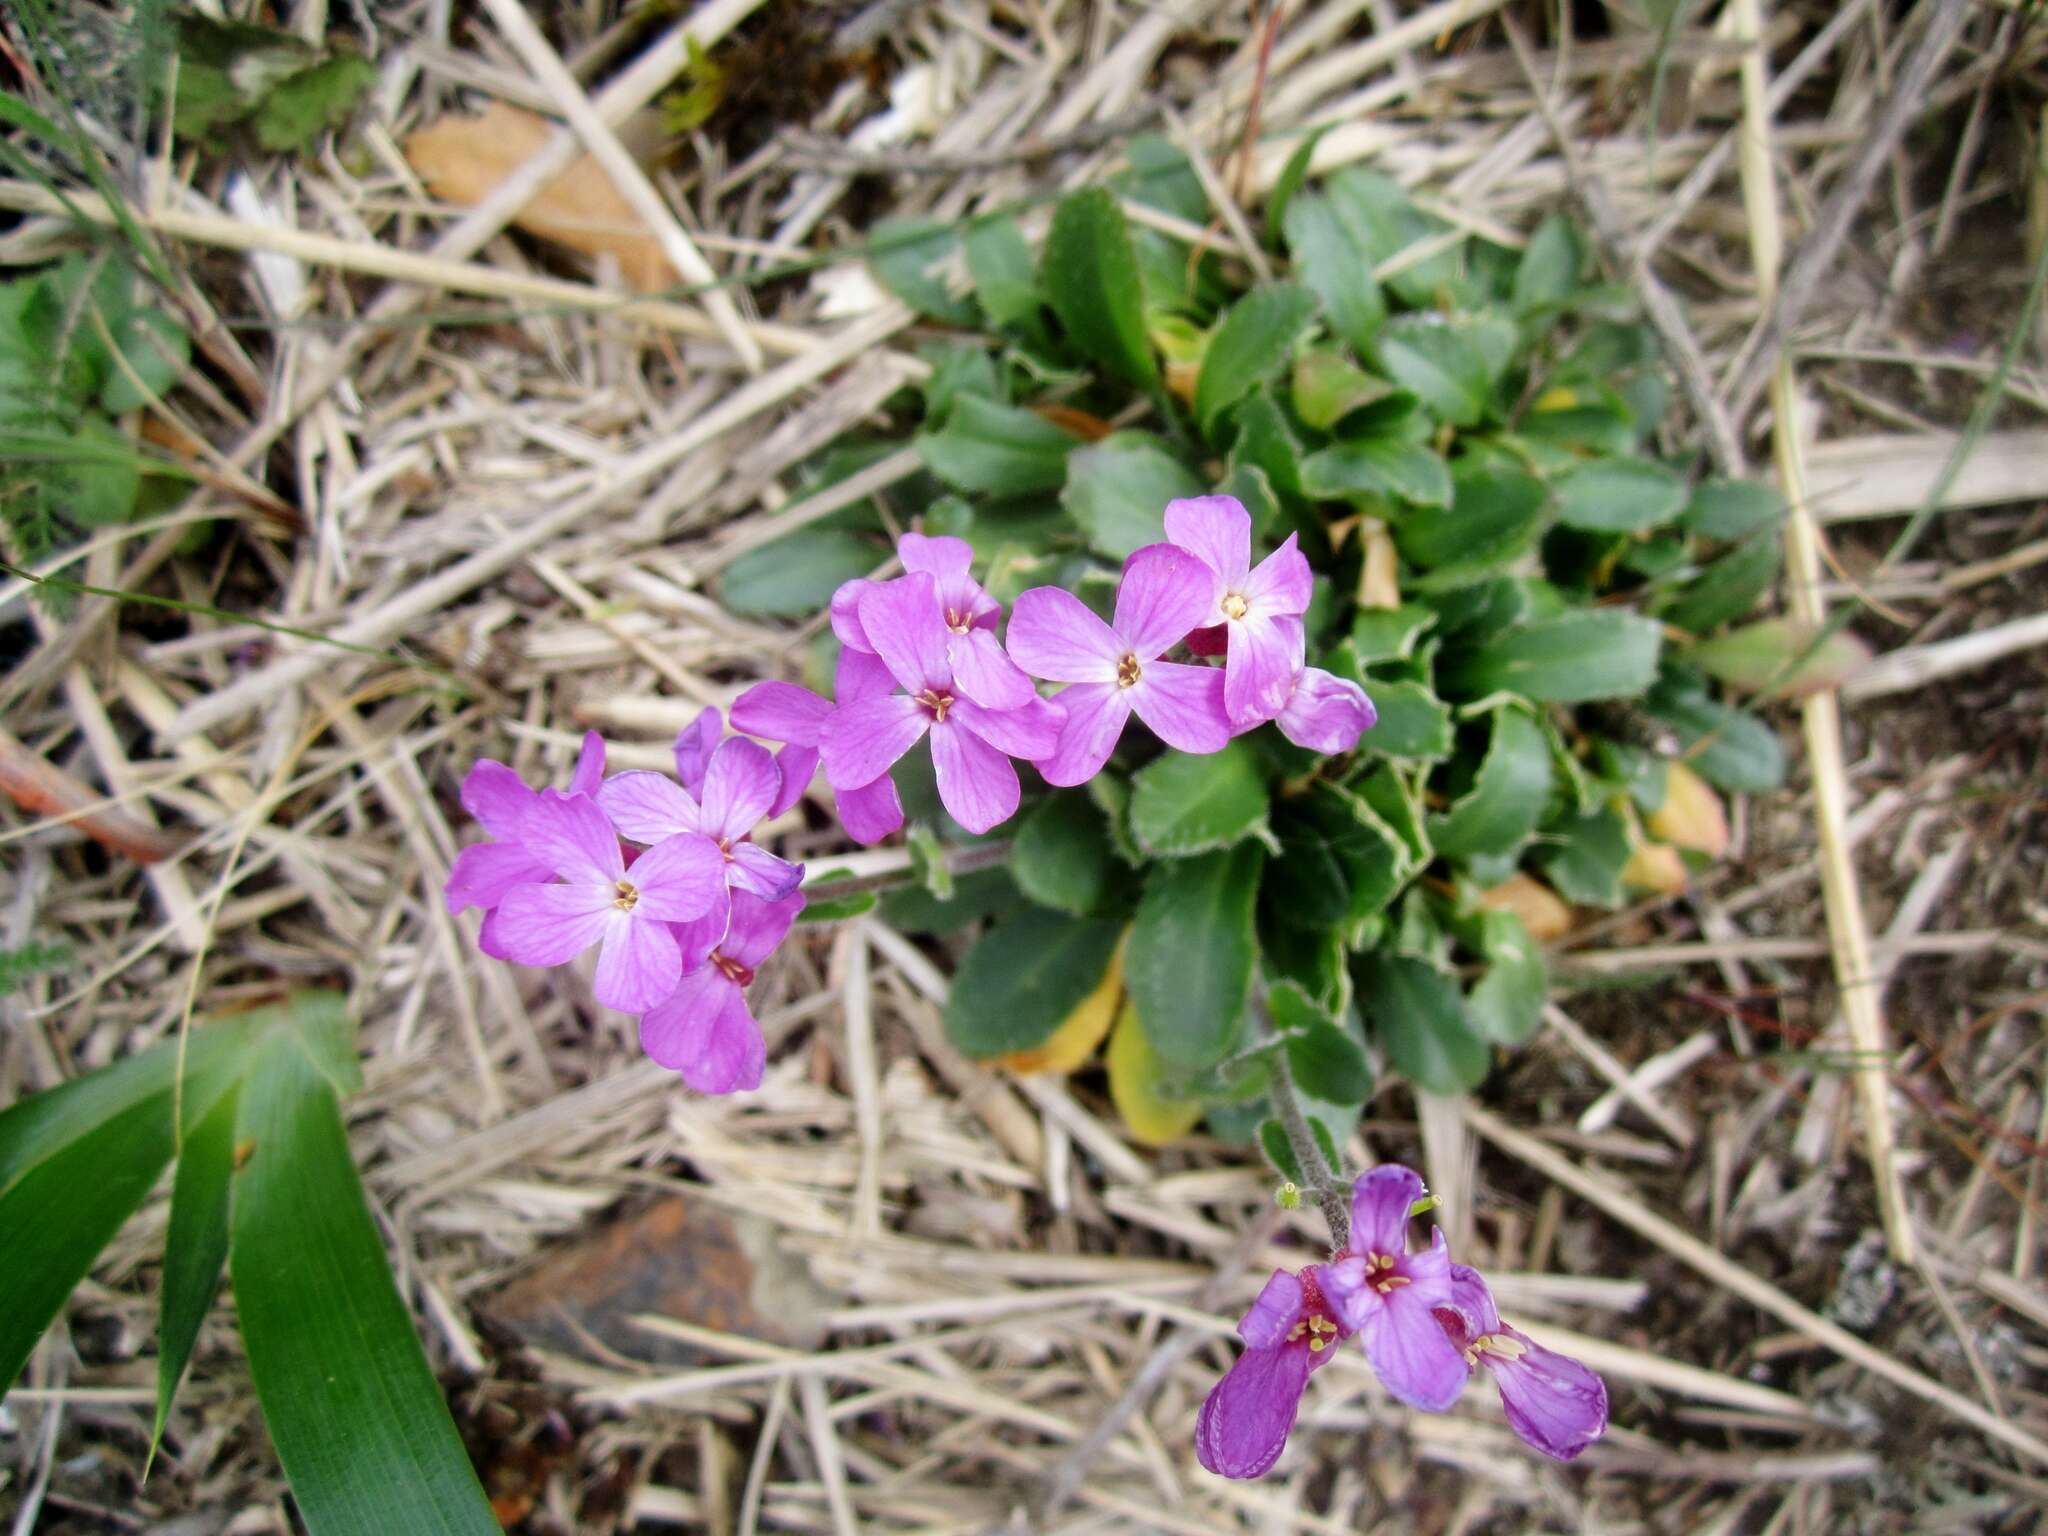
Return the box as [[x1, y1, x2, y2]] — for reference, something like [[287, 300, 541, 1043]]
[[1268, 1044, 1349, 1252], [800, 838, 1014, 903]]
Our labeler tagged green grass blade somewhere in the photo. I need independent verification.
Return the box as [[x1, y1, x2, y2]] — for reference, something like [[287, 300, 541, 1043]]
[[152, 1078, 240, 1462], [230, 1032, 497, 1536]]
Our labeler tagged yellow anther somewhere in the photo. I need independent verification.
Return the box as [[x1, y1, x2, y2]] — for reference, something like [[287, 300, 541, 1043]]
[[1115, 653, 1142, 689], [613, 880, 639, 911], [1220, 592, 1249, 620], [1308, 1336, 1328, 1352], [1287, 1321, 1307, 1341]]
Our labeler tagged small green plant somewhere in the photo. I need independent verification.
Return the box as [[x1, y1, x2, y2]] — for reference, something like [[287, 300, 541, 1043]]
[[167, 12, 377, 156], [0, 993, 498, 1535]]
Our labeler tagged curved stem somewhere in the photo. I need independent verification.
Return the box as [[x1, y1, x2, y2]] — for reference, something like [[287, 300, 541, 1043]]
[[1268, 1045, 1349, 1252]]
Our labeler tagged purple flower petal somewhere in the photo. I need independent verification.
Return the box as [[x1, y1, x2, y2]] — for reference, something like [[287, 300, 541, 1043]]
[[1276, 668, 1376, 754], [1439, 1263, 1501, 1342], [569, 732, 608, 798], [700, 737, 780, 842], [836, 774, 904, 845], [1223, 613, 1306, 728], [1115, 543, 1220, 659], [836, 645, 897, 701], [897, 530, 974, 582], [1241, 533, 1313, 617], [627, 833, 727, 922], [493, 882, 612, 967], [1239, 1269, 1308, 1349], [725, 888, 806, 967], [639, 967, 765, 1093], [445, 841, 551, 915], [1007, 587, 1124, 684], [669, 890, 731, 973], [829, 578, 879, 652], [519, 792, 625, 884], [672, 710, 721, 796], [731, 681, 832, 748], [1195, 1344, 1313, 1480], [1164, 495, 1253, 596], [1037, 682, 1131, 786], [1356, 1284, 1472, 1412], [593, 908, 682, 1012], [1490, 1329, 1608, 1461], [477, 906, 516, 961], [821, 692, 929, 791], [953, 695, 1063, 762], [460, 759, 539, 838], [1349, 1164, 1429, 1259], [728, 840, 804, 901], [1128, 661, 1232, 754], [598, 772, 701, 844], [949, 626, 1036, 710], [859, 573, 954, 694], [930, 721, 1021, 834], [769, 744, 817, 817]]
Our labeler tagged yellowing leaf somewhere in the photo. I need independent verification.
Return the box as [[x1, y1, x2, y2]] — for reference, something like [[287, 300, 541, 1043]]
[[1532, 384, 1579, 412], [1647, 760, 1728, 860], [1107, 1001, 1204, 1147], [994, 943, 1122, 1074], [1622, 840, 1688, 895], [1475, 872, 1572, 942]]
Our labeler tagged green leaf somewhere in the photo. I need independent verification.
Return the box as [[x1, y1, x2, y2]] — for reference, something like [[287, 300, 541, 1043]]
[[1327, 169, 1467, 308], [1688, 618, 1871, 695], [67, 414, 143, 527], [1360, 953, 1488, 1095], [1125, 844, 1264, 1070], [1464, 910, 1546, 1045], [796, 889, 879, 923], [720, 529, 879, 617], [251, 54, 376, 154], [1539, 803, 1632, 908], [1265, 130, 1325, 249], [1259, 1119, 1303, 1183], [1442, 610, 1663, 702], [1682, 477, 1786, 539], [1428, 707, 1554, 859], [1282, 193, 1386, 352], [1552, 457, 1689, 533], [870, 218, 978, 326], [1286, 1019, 1372, 1105], [1128, 739, 1270, 857], [1042, 188, 1158, 390], [1661, 534, 1781, 634], [919, 396, 1077, 496], [1513, 214, 1584, 311], [155, 1080, 239, 1454], [881, 865, 1025, 933], [1301, 436, 1452, 508], [1646, 684, 1786, 794], [231, 1031, 499, 1536], [1265, 978, 1330, 1035], [1269, 782, 1413, 930], [1396, 461, 1546, 585], [1375, 316, 1490, 427], [1196, 284, 1316, 437], [1061, 432, 1202, 559], [963, 217, 1045, 333], [100, 308, 190, 413], [908, 825, 955, 901], [943, 907, 1123, 1057], [1124, 136, 1208, 224], [1291, 347, 1398, 430], [1011, 793, 1116, 916], [919, 341, 1001, 424], [1349, 604, 1436, 664], [1355, 677, 1452, 759], [1227, 388, 1307, 500]]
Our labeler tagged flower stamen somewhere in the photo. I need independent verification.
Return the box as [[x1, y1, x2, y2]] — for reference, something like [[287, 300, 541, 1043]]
[[612, 880, 639, 911], [915, 687, 955, 722], [1220, 592, 1249, 620], [713, 951, 756, 986], [1115, 653, 1142, 689]]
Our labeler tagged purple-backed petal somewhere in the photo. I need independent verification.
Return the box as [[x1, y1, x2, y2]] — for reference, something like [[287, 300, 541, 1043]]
[[769, 744, 817, 817], [1349, 1164, 1429, 1260], [700, 736, 780, 842], [445, 840, 551, 914], [728, 841, 804, 902], [598, 771, 701, 844], [1115, 543, 1222, 660], [821, 692, 929, 791], [519, 791, 625, 883], [493, 882, 612, 967], [1238, 1269, 1308, 1349], [1185, 623, 1229, 658], [461, 759, 539, 838], [1163, 494, 1253, 594], [670, 887, 731, 973], [1128, 661, 1232, 754], [731, 681, 832, 748], [949, 627, 1037, 710], [1241, 533, 1313, 618], [1357, 1286, 1472, 1412], [1195, 1344, 1313, 1480], [897, 530, 974, 580], [567, 731, 607, 797], [1441, 1263, 1501, 1342], [725, 888, 806, 967], [930, 720, 1021, 834], [829, 577, 879, 652], [628, 832, 727, 922], [1276, 668, 1376, 754], [1037, 682, 1130, 786], [640, 967, 765, 1094], [671, 710, 721, 796], [836, 645, 898, 702], [1403, 1227, 1456, 1308], [1006, 587, 1124, 684], [593, 909, 682, 1013], [953, 695, 1063, 762], [1492, 1328, 1608, 1461], [477, 906, 516, 961], [1223, 614, 1305, 727], [836, 774, 904, 845], [859, 573, 954, 694]]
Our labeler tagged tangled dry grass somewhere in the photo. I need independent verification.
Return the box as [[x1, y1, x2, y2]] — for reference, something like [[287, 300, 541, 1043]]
[[4, 1, 2048, 1531]]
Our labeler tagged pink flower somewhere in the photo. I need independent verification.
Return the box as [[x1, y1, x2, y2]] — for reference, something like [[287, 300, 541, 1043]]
[[1163, 496, 1311, 727], [492, 792, 725, 1013], [1435, 1265, 1608, 1461], [1196, 1267, 1352, 1479], [731, 648, 905, 846], [445, 731, 606, 920], [1006, 543, 1232, 785], [820, 573, 1063, 835], [831, 534, 1035, 711], [1322, 1166, 1470, 1411], [1274, 666, 1376, 754], [638, 889, 805, 1093], [597, 736, 804, 908], [672, 707, 722, 800]]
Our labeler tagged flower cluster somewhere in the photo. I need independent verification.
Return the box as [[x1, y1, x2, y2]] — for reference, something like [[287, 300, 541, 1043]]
[[1198, 1165, 1607, 1478], [734, 500, 1375, 841], [443, 719, 806, 1094]]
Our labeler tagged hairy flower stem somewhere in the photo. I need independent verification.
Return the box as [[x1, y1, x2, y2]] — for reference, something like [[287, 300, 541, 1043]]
[[1268, 1046, 1349, 1252]]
